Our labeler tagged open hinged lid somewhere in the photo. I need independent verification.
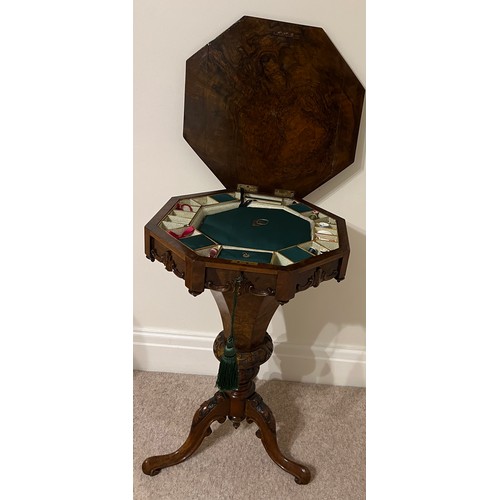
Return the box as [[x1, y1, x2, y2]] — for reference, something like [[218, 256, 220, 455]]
[[183, 16, 365, 199]]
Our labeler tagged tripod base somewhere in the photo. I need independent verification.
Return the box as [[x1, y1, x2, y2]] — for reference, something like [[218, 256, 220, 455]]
[[143, 291, 311, 484], [142, 389, 311, 484]]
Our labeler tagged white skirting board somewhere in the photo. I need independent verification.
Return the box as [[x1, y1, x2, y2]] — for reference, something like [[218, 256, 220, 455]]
[[134, 330, 365, 388]]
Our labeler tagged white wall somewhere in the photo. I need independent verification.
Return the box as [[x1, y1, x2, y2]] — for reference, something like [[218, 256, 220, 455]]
[[134, 0, 366, 386]]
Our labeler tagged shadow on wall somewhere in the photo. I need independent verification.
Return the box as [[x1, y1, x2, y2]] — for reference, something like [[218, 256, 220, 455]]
[[269, 226, 366, 386]]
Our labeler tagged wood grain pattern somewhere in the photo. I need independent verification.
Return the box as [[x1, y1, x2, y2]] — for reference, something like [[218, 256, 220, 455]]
[[184, 16, 365, 198]]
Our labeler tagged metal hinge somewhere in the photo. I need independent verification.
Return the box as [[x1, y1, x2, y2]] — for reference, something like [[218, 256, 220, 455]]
[[237, 184, 295, 199], [274, 188, 295, 198], [236, 183, 259, 193]]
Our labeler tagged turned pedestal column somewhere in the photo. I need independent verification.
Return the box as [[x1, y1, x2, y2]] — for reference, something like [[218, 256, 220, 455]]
[[142, 288, 311, 484]]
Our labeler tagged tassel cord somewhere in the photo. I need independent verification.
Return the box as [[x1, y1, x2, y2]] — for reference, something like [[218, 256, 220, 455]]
[[215, 275, 243, 391], [228, 277, 239, 344]]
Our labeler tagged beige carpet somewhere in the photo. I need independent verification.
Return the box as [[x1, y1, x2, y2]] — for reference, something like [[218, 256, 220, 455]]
[[134, 371, 365, 499]]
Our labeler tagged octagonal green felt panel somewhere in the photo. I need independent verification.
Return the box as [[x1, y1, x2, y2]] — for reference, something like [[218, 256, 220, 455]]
[[199, 206, 311, 251]]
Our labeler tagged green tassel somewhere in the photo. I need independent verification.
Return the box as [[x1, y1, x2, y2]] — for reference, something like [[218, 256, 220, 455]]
[[215, 335, 239, 391], [216, 275, 242, 391]]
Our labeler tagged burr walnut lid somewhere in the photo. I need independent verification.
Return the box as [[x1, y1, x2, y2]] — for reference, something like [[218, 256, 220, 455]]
[[183, 16, 365, 198]]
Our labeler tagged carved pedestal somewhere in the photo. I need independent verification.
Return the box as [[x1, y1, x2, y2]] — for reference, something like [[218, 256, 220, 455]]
[[141, 291, 311, 484]]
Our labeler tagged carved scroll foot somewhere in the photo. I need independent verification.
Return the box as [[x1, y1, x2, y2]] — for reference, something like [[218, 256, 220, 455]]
[[142, 391, 230, 476], [246, 393, 311, 485]]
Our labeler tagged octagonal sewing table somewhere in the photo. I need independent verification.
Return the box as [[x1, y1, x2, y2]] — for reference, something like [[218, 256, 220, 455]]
[[142, 16, 364, 484]]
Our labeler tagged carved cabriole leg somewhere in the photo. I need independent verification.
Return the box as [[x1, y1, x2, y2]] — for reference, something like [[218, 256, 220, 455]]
[[246, 393, 311, 485], [142, 391, 229, 476]]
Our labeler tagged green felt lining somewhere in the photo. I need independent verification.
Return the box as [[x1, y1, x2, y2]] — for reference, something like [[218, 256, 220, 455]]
[[279, 246, 313, 263], [289, 203, 313, 213], [218, 249, 273, 264], [210, 193, 237, 202], [180, 234, 217, 250], [199, 206, 311, 251]]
